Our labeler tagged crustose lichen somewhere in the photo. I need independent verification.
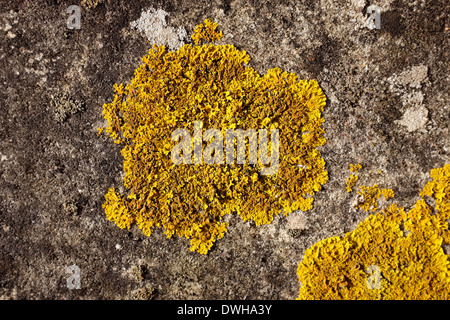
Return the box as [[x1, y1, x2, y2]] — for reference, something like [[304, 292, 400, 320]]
[[50, 93, 84, 122]]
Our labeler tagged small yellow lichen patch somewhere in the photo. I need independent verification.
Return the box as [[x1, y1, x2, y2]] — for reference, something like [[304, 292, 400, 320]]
[[346, 174, 358, 192], [357, 184, 381, 212], [103, 187, 134, 230], [381, 188, 395, 200], [96, 127, 104, 136], [102, 20, 328, 254], [191, 19, 224, 45], [420, 164, 450, 221], [297, 164, 450, 300], [350, 163, 362, 172]]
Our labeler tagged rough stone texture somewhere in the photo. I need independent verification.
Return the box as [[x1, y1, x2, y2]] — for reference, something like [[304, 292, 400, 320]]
[[0, 0, 448, 299]]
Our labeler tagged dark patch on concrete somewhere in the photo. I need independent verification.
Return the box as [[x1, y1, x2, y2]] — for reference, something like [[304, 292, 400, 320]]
[[382, 10, 405, 37]]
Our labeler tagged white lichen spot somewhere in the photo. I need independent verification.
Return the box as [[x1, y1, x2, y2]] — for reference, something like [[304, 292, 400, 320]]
[[388, 65, 429, 90], [130, 8, 187, 51], [401, 91, 424, 107], [388, 65, 430, 134], [398, 65, 428, 89], [286, 211, 307, 230], [396, 105, 428, 133], [3, 22, 12, 31]]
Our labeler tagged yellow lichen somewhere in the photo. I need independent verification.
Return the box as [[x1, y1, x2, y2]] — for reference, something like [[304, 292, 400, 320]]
[[357, 184, 381, 212], [345, 174, 358, 192], [103, 187, 134, 230], [191, 19, 224, 45], [102, 21, 328, 254], [381, 188, 395, 200], [349, 163, 362, 172], [297, 164, 450, 300]]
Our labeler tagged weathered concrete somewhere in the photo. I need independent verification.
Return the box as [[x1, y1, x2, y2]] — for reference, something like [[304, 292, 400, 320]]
[[0, 0, 448, 299]]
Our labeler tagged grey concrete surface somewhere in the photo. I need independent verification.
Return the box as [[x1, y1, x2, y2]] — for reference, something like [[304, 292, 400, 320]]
[[0, 0, 448, 299]]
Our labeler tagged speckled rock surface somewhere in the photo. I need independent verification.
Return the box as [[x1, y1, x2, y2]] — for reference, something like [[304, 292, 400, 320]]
[[0, 0, 448, 299]]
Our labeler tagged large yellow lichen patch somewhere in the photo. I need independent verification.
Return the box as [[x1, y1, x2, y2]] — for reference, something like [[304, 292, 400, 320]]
[[297, 164, 450, 299], [101, 20, 328, 254]]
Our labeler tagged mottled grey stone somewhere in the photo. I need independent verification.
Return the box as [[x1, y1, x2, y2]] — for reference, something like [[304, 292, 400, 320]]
[[0, 0, 448, 300]]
